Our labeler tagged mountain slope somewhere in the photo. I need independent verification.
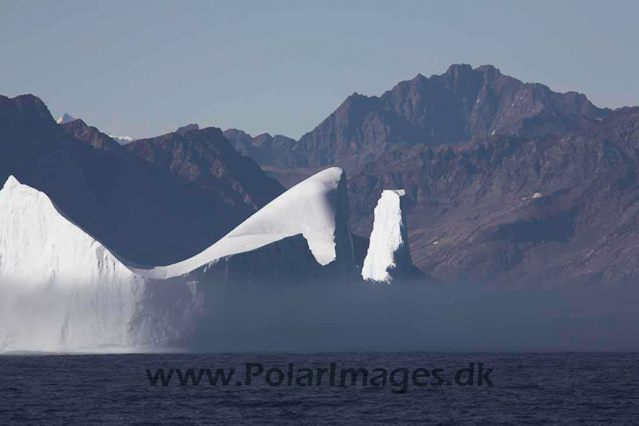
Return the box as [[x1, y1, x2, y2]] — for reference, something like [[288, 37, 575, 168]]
[[348, 107, 639, 284], [125, 127, 285, 212], [60, 119, 122, 150], [0, 94, 249, 265]]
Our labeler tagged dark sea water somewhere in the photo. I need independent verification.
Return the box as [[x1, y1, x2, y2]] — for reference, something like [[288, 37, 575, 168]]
[[1, 352, 638, 425]]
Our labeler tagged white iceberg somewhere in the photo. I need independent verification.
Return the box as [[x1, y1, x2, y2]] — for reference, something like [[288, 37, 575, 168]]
[[0, 167, 356, 352], [361, 189, 414, 283]]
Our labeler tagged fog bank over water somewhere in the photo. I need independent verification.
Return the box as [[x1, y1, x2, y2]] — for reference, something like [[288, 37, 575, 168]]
[[2, 279, 638, 353], [190, 280, 639, 353]]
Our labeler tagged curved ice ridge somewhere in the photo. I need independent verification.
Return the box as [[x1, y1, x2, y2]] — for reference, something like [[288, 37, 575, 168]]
[[131, 167, 355, 279]]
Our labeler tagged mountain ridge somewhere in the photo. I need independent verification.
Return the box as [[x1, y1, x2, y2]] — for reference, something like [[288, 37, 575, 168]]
[[291, 64, 609, 170]]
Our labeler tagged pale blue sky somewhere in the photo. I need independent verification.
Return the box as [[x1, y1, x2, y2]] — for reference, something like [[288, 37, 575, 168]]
[[2, 1, 638, 139]]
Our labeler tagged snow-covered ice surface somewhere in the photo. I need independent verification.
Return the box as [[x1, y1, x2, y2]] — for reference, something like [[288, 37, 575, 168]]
[[361, 190, 413, 283], [0, 177, 199, 353], [131, 167, 356, 279]]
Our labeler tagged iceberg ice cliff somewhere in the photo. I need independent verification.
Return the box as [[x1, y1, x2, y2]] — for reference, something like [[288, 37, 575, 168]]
[[0, 176, 138, 285], [0, 176, 200, 352], [361, 190, 414, 283]]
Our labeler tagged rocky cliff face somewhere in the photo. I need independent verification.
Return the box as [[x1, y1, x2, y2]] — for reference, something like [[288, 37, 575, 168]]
[[293, 64, 608, 170], [349, 107, 639, 284]]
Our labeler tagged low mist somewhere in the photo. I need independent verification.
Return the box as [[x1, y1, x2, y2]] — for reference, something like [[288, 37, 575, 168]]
[[2, 278, 638, 353], [189, 280, 639, 353]]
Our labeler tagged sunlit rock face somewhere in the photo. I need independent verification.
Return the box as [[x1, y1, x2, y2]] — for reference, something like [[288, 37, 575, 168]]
[[362, 190, 414, 283]]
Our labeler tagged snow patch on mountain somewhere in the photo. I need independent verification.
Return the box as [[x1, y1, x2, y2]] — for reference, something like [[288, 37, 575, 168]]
[[361, 190, 413, 283], [107, 134, 135, 144]]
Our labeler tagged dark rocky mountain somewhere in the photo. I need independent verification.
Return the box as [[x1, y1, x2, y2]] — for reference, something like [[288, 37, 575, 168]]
[[176, 123, 199, 133], [0, 94, 266, 265], [292, 64, 609, 171], [125, 128, 285, 212], [59, 119, 122, 150], [223, 128, 301, 169], [348, 107, 639, 284]]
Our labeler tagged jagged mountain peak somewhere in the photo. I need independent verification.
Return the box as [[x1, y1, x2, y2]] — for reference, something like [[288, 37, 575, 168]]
[[293, 63, 609, 169], [176, 123, 199, 133], [444, 63, 474, 76], [0, 94, 57, 131], [223, 128, 300, 169]]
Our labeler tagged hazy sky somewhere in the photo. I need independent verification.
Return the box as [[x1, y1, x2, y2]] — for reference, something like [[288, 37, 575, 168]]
[[2, 1, 638, 140]]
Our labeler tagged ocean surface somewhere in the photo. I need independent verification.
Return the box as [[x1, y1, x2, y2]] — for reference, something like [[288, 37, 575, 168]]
[[1, 352, 638, 425]]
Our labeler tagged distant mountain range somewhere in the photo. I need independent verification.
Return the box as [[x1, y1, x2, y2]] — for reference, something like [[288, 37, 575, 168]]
[[5, 63, 639, 284], [223, 64, 608, 174], [223, 129, 300, 169]]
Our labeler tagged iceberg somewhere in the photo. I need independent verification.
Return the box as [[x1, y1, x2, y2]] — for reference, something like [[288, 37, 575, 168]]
[[0, 167, 357, 352], [361, 189, 414, 283]]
